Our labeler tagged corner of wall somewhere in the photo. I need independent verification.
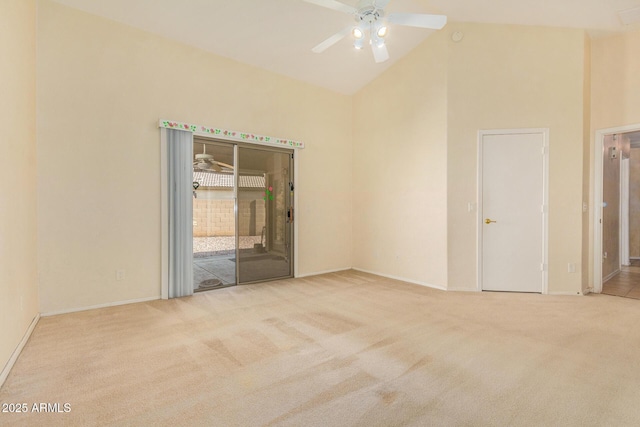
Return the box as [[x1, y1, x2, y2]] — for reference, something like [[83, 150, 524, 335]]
[[351, 32, 449, 289], [0, 0, 39, 388]]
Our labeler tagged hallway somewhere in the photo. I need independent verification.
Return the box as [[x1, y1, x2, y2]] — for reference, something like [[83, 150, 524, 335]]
[[602, 260, 640, 299]]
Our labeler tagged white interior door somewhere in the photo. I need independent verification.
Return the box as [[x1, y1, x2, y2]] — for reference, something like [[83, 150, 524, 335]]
[[480, 132, 546, 293]]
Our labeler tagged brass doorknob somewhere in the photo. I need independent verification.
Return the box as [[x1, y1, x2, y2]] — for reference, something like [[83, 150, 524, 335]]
[[485, 218, 497, 224]]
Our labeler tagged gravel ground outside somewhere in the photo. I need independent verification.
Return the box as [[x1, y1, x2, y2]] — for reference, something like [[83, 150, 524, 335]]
[[193, 236, 262, 257]]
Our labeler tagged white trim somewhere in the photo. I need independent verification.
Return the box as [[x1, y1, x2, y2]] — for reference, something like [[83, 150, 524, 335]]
[[542, 129, 550, 295], [594, 131, 603, 293], [548, 291, 584, 296], [477, 128, 550, 294], [295, 267, 352, 278], [352, 268, 447, 291], [448, 286, 480, 292], [0, 314, 40, 388], [41, 296, 160, 317], [594, 123, 640, 293], [477, 137, 482, 292], [234, 144, 240, 283]]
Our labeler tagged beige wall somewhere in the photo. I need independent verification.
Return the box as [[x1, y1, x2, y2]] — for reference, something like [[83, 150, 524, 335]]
[[591, 30, 640, 132], [25, 3, 640, 319], [352, 32, 449, 288], [446, 24, 588, 293], [36, 0, 353, 313], [591, 29, 640, 286], [354, 23, 588, 293], [0, 0, 39, 378], [446, 24, 586, 293]]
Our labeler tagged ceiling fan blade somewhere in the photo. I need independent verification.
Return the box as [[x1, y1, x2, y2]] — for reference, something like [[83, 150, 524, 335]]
[[372, 0, 391, 8], [212, 163, 222, 172], [371, 42, 389, 63], [387, 13, 447, 30], [303, 0, 357, 15], [215, 161, 234, 170], [312, 26, 352, 53]]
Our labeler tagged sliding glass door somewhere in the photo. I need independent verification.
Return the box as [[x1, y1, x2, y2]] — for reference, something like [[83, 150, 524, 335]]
[[191, 139, 293, 291], [192, 140, 236, 291], [237, 146, 293, 284]]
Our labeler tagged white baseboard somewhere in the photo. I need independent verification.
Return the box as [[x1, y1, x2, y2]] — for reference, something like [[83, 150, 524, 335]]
[[448, 286, 480, 292], [548, 290, 584, 296], [352, 268, 447, 291], [295, 267, 352, 278], [1, 313, 40, 388], [41, 296, 160, 317], [602, 269, 621, 284]]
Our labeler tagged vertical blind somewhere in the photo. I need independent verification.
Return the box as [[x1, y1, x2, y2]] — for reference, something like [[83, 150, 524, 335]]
[[166, 128, 194, 298]]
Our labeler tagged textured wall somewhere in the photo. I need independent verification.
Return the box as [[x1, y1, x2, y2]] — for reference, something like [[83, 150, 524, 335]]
[[353, 31, 448, 289], [591, 28, 640, 287], [37, 0, 352, 313], [0, 0, 39, 382], [446, 23, 587, 293]]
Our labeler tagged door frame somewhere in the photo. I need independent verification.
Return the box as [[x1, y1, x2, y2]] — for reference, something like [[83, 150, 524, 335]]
[[476, 128, 550, 293], [593, 123, 640, 293], [160, 130, 299, 299], [236, 143, 295, 284], [621, 157, 630, 267]]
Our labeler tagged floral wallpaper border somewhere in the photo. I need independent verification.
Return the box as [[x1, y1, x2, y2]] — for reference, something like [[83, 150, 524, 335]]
[[159, 120, 304, 149]]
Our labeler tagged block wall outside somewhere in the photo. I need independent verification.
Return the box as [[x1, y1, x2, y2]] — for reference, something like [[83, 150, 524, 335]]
[[193, 198, 265, 237]]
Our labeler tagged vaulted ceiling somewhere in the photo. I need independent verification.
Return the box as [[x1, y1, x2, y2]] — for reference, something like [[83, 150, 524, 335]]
[[51, 0, 640, 94]]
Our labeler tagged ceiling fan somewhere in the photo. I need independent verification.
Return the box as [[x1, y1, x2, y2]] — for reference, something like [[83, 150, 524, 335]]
[[193, 145, 234, 172], [304, 0, 447, 63]]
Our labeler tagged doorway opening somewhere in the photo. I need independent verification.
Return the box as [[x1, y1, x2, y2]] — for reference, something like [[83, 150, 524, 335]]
[[192, 138, 294, 292], [595, 126, 640, 299], [192, 140, 237, 291]]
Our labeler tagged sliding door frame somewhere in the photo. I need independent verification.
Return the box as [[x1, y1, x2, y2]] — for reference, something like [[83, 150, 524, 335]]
[[161, 133, 299, 299], [236, 143, 295, 284]]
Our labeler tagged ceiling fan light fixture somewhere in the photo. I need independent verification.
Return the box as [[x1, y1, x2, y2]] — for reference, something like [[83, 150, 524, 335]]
[[196, 161, 212, 170], [306, 0, 448, 63], [371, 31, 385, 48]]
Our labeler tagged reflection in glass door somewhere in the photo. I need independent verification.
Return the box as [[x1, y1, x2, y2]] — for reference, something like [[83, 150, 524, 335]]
[[237, 146, 294, 283], [192, 140, 236, 291]]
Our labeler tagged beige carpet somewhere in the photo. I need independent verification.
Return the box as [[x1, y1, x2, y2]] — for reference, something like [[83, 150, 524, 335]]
[[2, 270, 640, 426]]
